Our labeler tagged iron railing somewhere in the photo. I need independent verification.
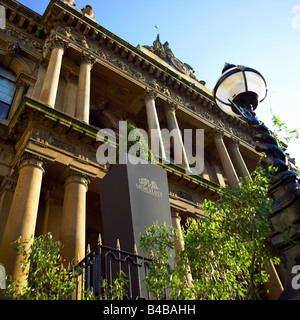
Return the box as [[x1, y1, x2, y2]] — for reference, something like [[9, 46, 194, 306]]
[[74, 241, 153, 300]]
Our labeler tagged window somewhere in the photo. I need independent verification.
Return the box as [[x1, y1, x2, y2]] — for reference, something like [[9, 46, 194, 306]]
[[0, 67, 16, 119]]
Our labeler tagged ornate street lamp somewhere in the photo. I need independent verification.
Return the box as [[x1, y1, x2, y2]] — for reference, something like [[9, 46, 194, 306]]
[[214, 63, 300, 300]]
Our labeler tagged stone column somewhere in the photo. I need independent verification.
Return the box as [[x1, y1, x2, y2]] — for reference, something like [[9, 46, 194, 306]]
[[212, 160, 226, 187], [75, 52, 95, 123], [171, 208, 193, 288], [0, 155, 46, 282], [144, 89, 167, 161], [171, 208, 185, 255], [32, 60, 48, 100], [63, 72, 78, 117], [0, 177, 17, 244], [227, 138, 251, 179], [42, 189, 63, 241], [212, 129, 240, 189], [165, 102, 190, 171], [8, 80, 27, 119], [60, 172, 90, 265], [40, 35, 68, 108]]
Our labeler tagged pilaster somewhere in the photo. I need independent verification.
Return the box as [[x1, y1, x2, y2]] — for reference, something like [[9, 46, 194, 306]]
[[212, 128, 240, 189], [40, 33, 69, 108], [144, 89, 167, 161], [227, 137, 251, 179], [0, 155, 47, 284], [60, 170, 90, 265], [165, 100, 190, 171], [75, 51, 95, 123]]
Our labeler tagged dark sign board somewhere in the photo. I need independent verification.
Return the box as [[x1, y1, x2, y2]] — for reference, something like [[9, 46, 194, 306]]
[[99, 162, 172, 253]]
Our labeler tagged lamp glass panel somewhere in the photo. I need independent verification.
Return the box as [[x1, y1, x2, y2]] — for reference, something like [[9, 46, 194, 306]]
[[244, 71, 267, 102], [216, 72, 246, 103]]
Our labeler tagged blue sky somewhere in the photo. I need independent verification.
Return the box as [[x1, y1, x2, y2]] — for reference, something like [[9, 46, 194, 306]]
[[18, 0, 300, 164]]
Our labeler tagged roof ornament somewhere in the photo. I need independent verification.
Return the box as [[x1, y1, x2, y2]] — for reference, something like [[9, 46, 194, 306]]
[[81, 5, 95, 20], [143, 27, 198, 81], [62, 0, 76, 7]]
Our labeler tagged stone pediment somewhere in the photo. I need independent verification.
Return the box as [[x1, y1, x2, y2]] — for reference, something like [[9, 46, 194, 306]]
[[143, 35, 199, 82]]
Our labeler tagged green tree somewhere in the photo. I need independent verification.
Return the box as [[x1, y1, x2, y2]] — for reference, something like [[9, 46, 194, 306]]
[[270, 111, 299, 151], [115, 124, 156, 165], [3, 233, 94, 300], [140, 166, 280, 300]]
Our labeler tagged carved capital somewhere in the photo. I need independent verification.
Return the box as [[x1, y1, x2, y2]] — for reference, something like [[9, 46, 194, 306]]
[[7, 41, 20, 57], [0, 176, 17, 194], [64, 71, 78, 84], [212, 128, 225, 139], [171, 208, 182, 221], [43, 32, 69, 57], [96, 97, 108, 111], [166, 99, 179, 112], [228, 136, 240, 148], [145, 88, 158, 101], [18, 154, 47, 173], [45, 189, 64, 206], [16, 72, 35, 89], [39, 58, 48, 69], [64, 171, 90, 189], [78, 51, 96, 67]]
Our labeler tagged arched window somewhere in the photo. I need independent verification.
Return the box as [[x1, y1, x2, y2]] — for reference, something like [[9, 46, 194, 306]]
[[0, 66, 16, 119]]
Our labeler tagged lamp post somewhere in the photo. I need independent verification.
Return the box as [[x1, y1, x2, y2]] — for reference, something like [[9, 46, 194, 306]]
[[213, 63, 300, 300]]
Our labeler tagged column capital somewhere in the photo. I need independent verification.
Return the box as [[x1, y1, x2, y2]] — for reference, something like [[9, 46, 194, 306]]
[[145, 88, 158, 101], [15, 79, 28, 90], [18, 154, 47, 173], [228, 136, 240, 147], [166, 99, 179, 112], [64, 71, 78, 84], [7, 41, 21, 57], [171, 207, 182, 221], [45, 189, 64, 206], [64, 171, 90, 189], [0, 176, 17, 194], [212, 127, 225, 139], [38, 58, 48, 69], [43, 32, 69, 57], [77, 51, 96, 67]]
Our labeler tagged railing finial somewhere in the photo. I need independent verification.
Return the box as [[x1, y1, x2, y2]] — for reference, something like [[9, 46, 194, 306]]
[[98, 233, 102, 245], [87, 243, 91, 254], [116, 239, 121, 250], [134, 243, 138, 255]]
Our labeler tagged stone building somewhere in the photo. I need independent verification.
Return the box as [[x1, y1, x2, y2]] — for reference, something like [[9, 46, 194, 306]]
[[0, 0, 282, 298]]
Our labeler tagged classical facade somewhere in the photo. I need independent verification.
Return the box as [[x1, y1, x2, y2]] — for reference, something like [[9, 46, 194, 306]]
[[0, 0, 283, 298]]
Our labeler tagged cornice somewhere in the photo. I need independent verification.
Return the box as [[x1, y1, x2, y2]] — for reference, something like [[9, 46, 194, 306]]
[[41, 1, 252, 141], [1, 0, 254, 149]]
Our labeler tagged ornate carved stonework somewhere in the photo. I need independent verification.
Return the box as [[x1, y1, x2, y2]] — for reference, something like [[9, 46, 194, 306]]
[[64, 171, 90, 189], [81, 5, 95, 20], [48, 136, 76, 154], [61, 27, 76, 42], [43, 32, 69, 57], [0, 177, 17, 194], [62, 0, 76, 6], [166, 100, 179, 112], [145, 88, 158, 101], [45, 189, 64, 206], [19, 154, 47, 172], [78, 50, 96, 66], [7, 41, 20, 57], [1, 27, 43, 53], [144, 35, 197, 80]]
